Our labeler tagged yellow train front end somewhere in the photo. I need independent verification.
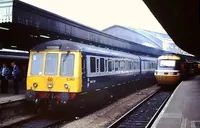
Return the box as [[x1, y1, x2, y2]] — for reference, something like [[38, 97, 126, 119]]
[[25, 50, 82, 103], [155, 70, 180, 85], [154, 55, 184, 86]]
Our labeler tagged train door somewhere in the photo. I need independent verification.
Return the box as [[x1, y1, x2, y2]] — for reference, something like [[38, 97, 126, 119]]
[[81, 54, 87, 92]]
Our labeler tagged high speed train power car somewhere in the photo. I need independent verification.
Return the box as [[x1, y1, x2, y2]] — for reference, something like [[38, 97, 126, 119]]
[[154, 53, 197, 85], [25, 40, 157, 104]]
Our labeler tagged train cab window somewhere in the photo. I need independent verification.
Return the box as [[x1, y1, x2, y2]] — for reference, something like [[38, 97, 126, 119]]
[[60, 54, 75, 76], [100, 58, 104, 72], [160, 60, 176, 67], [90, 57, 96, 73], [45, 53, 58, 75], [31, 53, 43, 75]]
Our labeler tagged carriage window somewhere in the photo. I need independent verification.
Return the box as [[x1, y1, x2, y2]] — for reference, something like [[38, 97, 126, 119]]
[[138, 62, 140, 69], [115, 60, 119, 71], [105, 59, 108, 72], [130, 61, 133, 70], [108, 59, 113, 72], [142, 62, 144, 69], [97, 59, 99, 72], [45, 53, 58, 75], [132, 61, 135, 70], [120, 61, 125, 71], [31, 53, 43, 75], [112, 61, 115, 71], [136, 62, 138, 69], [100, 58, 104, 72], [125, 61, 127, 70], [90, 57, 96, 73], [60, 54, 74, 76], [146, 62, 148, 69], [150, 62, 152, 69], [118, 61, 120, 71], [128, 61, 131, 70], [136, 62, 137, 68]]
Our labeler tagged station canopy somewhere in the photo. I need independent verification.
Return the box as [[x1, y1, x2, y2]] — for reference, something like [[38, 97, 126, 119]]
[[0, 0, 192, 58]]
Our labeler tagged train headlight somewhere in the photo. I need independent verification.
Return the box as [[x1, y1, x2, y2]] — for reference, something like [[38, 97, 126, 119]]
[[64, 84, 69, 89], [47, 83, 53, 88], [33, 83, 38, 88]]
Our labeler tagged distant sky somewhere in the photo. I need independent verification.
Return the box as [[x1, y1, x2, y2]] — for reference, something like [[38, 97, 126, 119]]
[[20, 0, 167, 33]]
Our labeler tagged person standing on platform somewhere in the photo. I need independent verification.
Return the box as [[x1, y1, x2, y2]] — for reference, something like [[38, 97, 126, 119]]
[[11, 62, 20, 94], [1, 63, 10, 94]]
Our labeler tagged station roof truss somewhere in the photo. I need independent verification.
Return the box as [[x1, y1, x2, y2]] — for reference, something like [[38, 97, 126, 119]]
[[0, 0, 178, 57]]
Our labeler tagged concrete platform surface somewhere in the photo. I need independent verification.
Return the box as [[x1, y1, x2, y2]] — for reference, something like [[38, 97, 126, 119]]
[[0, 94, 24, 105], [152, 75, 200, 128]]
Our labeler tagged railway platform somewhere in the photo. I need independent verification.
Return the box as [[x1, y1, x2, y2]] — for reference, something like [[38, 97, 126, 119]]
[[0, 79, 27, 127], [152, 75, 200, 128], [0, 79, 26, 105]]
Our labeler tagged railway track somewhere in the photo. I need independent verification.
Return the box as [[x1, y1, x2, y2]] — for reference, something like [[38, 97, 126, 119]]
[[2, 113, 66, 128], [2, 84, 159, 128], [107, 90, 172, 128]]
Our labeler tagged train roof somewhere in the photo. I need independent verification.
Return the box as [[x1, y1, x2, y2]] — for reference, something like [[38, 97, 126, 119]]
[[139, 56, 158, 61], [158, 53, 196, 62], [31, 40, 141, 59]]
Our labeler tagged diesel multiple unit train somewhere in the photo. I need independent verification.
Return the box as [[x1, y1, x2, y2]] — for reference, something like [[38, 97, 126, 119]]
[[25, 40, 199, 104], [25, 40, 158, 103]]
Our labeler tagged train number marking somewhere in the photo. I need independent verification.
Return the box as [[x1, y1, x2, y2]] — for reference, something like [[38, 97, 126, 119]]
[[66, 78, 75, 81]]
